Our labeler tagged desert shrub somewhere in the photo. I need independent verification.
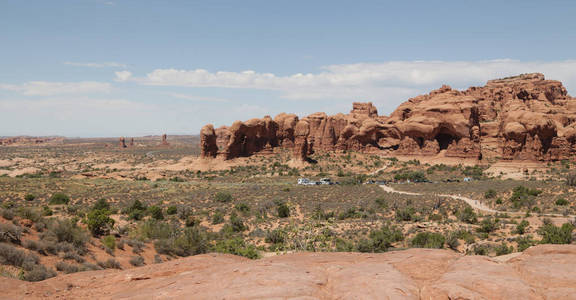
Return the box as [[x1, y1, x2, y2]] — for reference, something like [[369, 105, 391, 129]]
[[23, 264, 56, 282], [42, 206, 53, 216], [516, 235, 536, 251], [509, 186, 541, 208], [43, 219, 89, 249], [555, 198, 569, 206], [24, 194, 36, 201], [154, 254, 163, 264], [265, 228, 286, 245], [22, 240, 40, 251], [477, 217, 497, 233], [462, 165, 485, 179], [338, 207, 367, 220], [0, 243, 27, 266], [213, 237, 259, 259], [410, 232, 445, 249], [515, 220, 530, 234], [484, 189, 497, 199], [136, 220, 174, 240], [276, 202, 290, 218], [227, 212, 246, 232], [539, 223, 574, 244], [473, 244, 491, 256], [166, 206, 178, 215], [214, 192, 233, 203], [93, 199, 110, 211], [359, 225, 404, 253], [1, 209, 14, 220], [86, 209, 115, 236], [235, 203, 250, 213], [97, 258, 122, 269], [396, 206, 418, 222], [48, 193, 70, 205], [101, 235, 116, 250], [148, 206, 164, 220], [17, 207, 42, 223], [56, 261, 81, 274], [126, 239, 145, 254], [154, 227, 208, 257], [212, 210, 224, 224], [62, 251, 85, 263], [457, 207, 477, 224], [566, 172, 576, 186], [495, 243, 513, 256], [129, 256, 145, 267], [123, 200, 147, 220], [0, 223, 22, 244], [394, 171, 427, 182], [446, 232, 460, 250]]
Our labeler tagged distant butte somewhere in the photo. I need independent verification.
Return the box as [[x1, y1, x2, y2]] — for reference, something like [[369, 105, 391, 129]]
[[201, 73, 576, 162]]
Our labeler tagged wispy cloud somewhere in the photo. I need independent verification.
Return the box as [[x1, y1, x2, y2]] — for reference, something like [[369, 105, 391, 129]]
[[117, 60, 576, 102], [0, 81, 112, 96], [64, 61, 127, 68], [169, 93, 230, 103]]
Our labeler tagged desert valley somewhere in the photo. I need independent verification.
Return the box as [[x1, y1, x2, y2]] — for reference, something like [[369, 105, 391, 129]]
[[1, 74, 576, 299]]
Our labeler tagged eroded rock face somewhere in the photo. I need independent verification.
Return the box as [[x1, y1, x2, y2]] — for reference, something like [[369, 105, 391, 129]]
[[4, 245, 576, 299], [200, 74, 576, 161]]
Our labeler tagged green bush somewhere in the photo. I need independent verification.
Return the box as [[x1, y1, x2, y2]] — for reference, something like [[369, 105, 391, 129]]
[[166, 206, 178, 215], [484, 189, 497, 199], [214, 192, 233, 203], [477, 217, 497, 233], [235, 203, 250, 213], [277, 202, 290, 218], [265, 229, 286, 245], [396, 207, 418, 222], [539, 223, 574, 244], [148, 206, 164, 220], [457, 207, 477, 224], [555, 198, 569, 206], [515, 220, 529, 234], [213, 237, 259, 259], [93, 199, 110, 211], [43, 219, 89, 249], [24, 194, 36, 201], [394, 171, 427, 182], [154, 227, 208, 257], [516, 235, 535, 251], [48, 193, 70, 205], [101, 235, 116, 250], [509, 186, 541, 208], [495, 243, 513, 256], [86, 209, 115, 236], [359, 225, 404, 252], [410, 232, 445, 249], [212, 210, 224, 224]]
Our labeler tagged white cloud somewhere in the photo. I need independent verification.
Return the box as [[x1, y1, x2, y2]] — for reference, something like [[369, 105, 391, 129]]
[[114, 71, 132, 81], [64, 61, 126, 68], [0, 81, 112, 96], [169, 93, 230, 103], [119, 60, 576, 103]]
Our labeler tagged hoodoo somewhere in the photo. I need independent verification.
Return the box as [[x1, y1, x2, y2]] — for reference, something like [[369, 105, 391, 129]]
[[201, 74, 576, 162]]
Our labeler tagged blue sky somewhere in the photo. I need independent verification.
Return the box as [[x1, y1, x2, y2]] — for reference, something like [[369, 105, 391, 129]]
[[1, 0, 576, 137]]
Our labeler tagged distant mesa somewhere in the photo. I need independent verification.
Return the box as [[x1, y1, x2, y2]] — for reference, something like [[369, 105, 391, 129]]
[[201, 73, 576, 162]]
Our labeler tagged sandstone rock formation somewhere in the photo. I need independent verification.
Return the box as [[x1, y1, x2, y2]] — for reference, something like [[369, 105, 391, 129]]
[[200, 74, 576, 162], [3, 245, 575, 299], [119, 137, 127, 148], [160, 134, 169, 146]]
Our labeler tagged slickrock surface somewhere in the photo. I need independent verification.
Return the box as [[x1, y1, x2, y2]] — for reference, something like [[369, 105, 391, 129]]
[[200, 73, 576, 162], [2, 245, 575, 299]]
